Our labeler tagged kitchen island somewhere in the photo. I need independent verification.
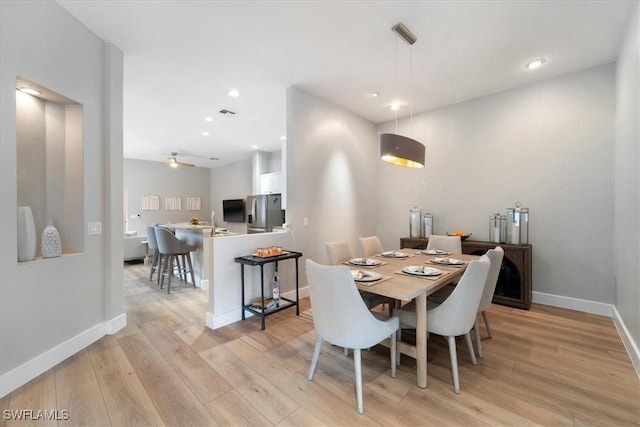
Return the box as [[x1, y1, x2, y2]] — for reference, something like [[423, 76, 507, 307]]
[[158, 223, 239, 288]]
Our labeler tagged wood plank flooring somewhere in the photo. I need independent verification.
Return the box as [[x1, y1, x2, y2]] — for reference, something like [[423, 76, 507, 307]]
[[1, 262, 638, 426]]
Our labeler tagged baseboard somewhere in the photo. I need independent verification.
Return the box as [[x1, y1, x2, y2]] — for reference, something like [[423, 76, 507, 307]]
[[612, 306, 640, 377], [105, 313, 127, 335], [532, 291, 614, 316], [533, 291, 639, 377], [0, 314, 125, 398]]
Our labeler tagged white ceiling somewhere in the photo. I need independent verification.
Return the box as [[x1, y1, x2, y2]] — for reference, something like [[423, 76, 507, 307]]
[[57, 0, 634, 168]]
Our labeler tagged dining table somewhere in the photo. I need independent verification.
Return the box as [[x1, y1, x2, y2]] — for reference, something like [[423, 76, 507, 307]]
[[342, 248, 480, 388]]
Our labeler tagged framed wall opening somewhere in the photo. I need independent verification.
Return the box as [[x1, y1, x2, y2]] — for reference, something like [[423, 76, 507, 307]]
[[16, 76, 84, 260]]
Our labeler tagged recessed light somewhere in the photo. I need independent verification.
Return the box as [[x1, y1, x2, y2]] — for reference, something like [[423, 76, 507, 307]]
[[202, 132, 210, 136], [524, 58, 546, 70], [204, 116, 214, 122], [18, 87, 41, 96], [280, 136, 287, 141], [228, 89, 240, 98], [390, 102, 400, 111], [251, 145, 259, 149], [369, 92, 379, 98]]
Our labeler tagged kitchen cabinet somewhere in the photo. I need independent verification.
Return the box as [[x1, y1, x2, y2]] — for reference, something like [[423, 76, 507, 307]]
[[260, 172, 281, 194], [400, 237, 532, 309]]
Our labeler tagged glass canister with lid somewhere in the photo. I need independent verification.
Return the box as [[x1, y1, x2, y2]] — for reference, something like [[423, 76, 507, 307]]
[[409, 206, 422, 238], [421, 212, 433, 238], [506, 202, 529, 244], [489, 213, 502, 243]]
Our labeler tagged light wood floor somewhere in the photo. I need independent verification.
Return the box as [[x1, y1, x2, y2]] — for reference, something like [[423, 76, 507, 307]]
[[1, 262, 638, 426]]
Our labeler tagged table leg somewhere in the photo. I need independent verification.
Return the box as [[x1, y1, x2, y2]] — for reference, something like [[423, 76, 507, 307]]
[[415, 293, 427, 388], [295, 257, 300, 315], [260, 265, 266, 330], [241, 265, 246, 320]]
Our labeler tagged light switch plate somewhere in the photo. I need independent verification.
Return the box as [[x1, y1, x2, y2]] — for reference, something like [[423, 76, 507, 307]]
[[88, 222, 102, 235]]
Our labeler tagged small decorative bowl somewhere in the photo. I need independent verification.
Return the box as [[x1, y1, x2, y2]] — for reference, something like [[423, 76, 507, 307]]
[[447, 232, 472, 241]]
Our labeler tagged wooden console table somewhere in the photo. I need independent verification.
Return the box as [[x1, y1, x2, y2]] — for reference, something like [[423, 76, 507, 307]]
[[235, 250, 302, 330], [400, 237, 532, 309]]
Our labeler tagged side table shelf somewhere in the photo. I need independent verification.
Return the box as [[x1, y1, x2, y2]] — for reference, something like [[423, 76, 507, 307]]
[[234, 250, 302, 330]]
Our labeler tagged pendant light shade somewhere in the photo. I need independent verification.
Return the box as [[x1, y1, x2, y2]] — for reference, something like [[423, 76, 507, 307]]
[[380, 133, 425, 168], [380, 22, 425, 168]]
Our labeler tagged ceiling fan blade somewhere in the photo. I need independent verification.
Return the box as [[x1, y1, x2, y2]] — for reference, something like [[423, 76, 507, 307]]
[[177, 161, 195, 167]]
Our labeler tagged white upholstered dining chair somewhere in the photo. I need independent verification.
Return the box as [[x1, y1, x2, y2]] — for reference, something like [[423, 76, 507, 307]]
[[394, 255, 490, 394], [428, 247, 504, 358], [325, 241, 394, 315], [306, 259, 399, 414], [357, 236, 384, 257], [426, 234, 462, 253], [474, 246, 504, 357]]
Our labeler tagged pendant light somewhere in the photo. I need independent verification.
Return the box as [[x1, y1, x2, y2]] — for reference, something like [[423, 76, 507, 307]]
[[380, 23, 425, 168]]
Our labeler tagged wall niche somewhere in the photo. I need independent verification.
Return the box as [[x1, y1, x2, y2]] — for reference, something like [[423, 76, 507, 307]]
[[16, 77, 84, 261]]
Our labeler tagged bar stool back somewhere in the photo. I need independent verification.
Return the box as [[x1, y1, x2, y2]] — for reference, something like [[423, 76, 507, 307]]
[[154, 227, 196, 293]]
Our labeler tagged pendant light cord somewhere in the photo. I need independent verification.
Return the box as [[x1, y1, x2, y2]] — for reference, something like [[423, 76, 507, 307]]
[[394, 37, 399, 132], [409, 44, 414, 136]]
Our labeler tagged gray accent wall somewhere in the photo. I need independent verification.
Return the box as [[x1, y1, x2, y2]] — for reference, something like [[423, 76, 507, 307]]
[[614, 3, 640, 357], [376, 64, 616, 305], [124, 158, 212, 236], [0, 0, 123, 384]]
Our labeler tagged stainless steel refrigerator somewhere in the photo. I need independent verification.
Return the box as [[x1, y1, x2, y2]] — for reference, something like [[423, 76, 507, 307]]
[[246, 194, 284, 233]]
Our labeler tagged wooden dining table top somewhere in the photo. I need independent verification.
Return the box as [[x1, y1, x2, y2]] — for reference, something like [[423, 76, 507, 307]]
[[346, 250, 480, 301]]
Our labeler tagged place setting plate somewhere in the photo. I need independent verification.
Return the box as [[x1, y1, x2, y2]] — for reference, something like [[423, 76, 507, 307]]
[[350, 270, 382, 282], [420, 249, 452, 256], [348, 257, 382, 267], [401, 265, 443, 277], [379, 251, 410, 258], [429, 257, 465, 267]]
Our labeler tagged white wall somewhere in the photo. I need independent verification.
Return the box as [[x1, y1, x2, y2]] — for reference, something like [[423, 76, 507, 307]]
[[210, 157, 252, 234], [0, 1, 123, 396], [376, 64, 616, 304], [614, 3, 640, 357], [286, 87, 379, 272], [124, 158, 211, 236]]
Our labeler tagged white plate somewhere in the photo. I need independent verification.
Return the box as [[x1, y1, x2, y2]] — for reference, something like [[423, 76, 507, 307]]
[[431, 257, 464, 265], [421, 249, 451, 255], [402, 266, 442, 276], [349, 258, 381, 266], [381, 251, 409, 258], [351, 270, 382, 282]]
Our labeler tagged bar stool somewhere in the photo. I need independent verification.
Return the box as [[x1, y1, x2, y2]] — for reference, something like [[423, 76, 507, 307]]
[[146, 225, 162, 284], [154, 227, 196, 293]]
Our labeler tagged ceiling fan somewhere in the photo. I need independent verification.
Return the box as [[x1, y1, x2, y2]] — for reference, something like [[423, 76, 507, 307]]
[[167, 152, 195, 168]]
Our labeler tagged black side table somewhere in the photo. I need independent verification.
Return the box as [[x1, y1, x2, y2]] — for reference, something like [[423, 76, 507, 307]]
[[234, 250, 302, 330]]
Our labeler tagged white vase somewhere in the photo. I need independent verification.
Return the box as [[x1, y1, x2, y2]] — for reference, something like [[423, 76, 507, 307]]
[[41, 221, 62, 258], [17, 206, 37, 262]]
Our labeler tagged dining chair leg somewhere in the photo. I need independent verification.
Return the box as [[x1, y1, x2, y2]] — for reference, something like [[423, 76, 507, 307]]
[[354, 348, 364, 414], [396, 328, 402, 365], [156, 253, 164, 285], [465, 332, 477, 365], [482, 310, 493, 338], [447, 336, 461, 394], [185, 253, 196, 287], [474, 319, 483, 358], [307, 336, 323, 381], [167, 255, 174, 294], [390, 331, 397, 378], [149, 250, 158, 281]]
